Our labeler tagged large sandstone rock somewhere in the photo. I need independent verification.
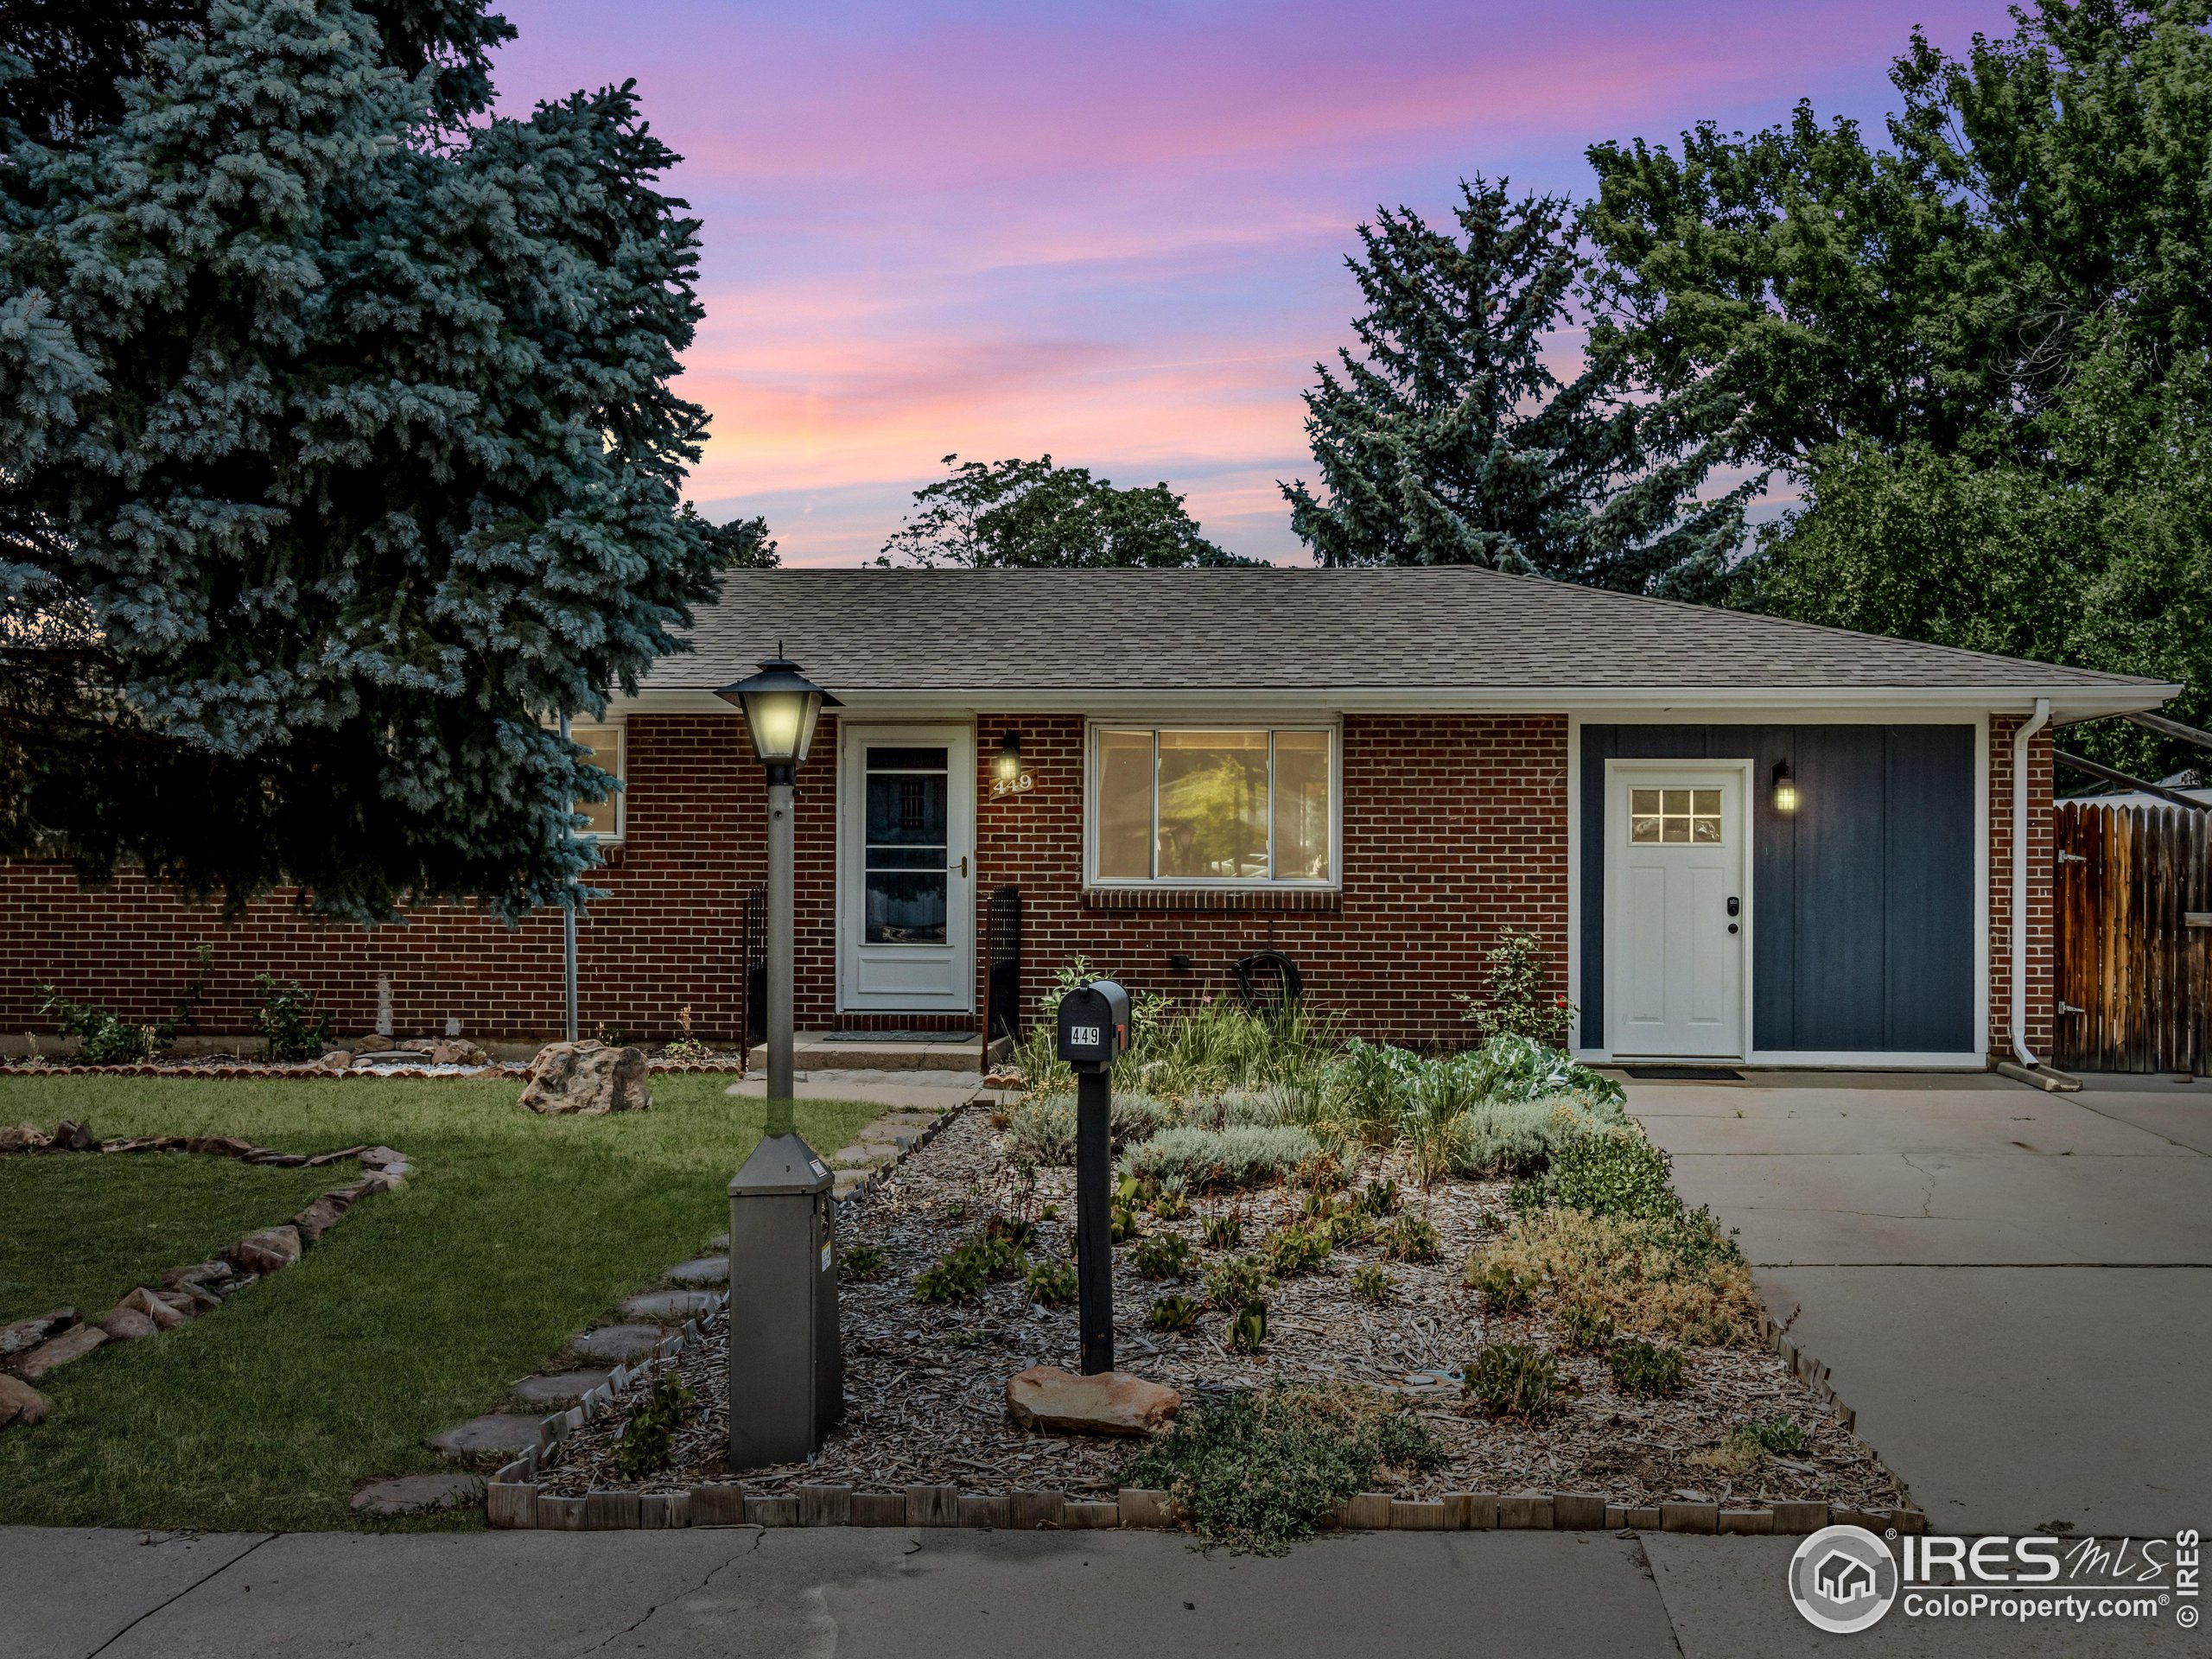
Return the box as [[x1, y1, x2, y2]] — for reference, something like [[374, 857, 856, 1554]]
[[0, 1310, 74, 1358], [99, 1306, 161, 1341], [226, 1225, 303, 1275], [518, 1041, 651, 1116], [12, 1324, 106, 1380], [1004, 1365, 1180, 1436], [120, 1287, 193, 1330], [0, 1373, 50, 1427]]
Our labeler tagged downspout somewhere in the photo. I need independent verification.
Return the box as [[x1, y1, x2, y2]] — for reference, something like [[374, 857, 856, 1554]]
[[2010, 697, 2051, 1067]]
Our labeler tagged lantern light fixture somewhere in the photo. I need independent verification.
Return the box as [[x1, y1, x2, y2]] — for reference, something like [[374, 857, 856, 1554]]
[[991, 729, 1034, 797], [1771, 757, 1800, 816], [715, 651, 841, 779]]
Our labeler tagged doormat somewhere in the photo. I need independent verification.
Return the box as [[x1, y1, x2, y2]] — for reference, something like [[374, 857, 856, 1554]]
[[825, 1031, 976, 1043], [1624, 1065, 1745, 1081]]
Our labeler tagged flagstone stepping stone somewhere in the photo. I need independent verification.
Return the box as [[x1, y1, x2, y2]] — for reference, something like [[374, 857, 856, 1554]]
[[619, 1289, 718, 1321], [510, 1370, 612, 1408], [570, 1324, 666, 1362], [425, 1414, 544, 1459], [13, 1324, 106, 1380], [664, 1256, 728, 1287], [352, 1473, 486, 1516]]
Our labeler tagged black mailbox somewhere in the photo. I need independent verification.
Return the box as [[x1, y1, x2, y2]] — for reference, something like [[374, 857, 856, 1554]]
[[1055, 981, 1129, 1072]]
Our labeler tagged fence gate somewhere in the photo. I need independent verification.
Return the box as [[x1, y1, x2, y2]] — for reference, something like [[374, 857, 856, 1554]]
[[2054, 804, 2211, 1074]]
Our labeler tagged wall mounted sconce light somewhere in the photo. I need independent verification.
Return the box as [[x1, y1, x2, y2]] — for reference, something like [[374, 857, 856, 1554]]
[[1771, 757, 1799, 816], [991, 731, 1034, 797]]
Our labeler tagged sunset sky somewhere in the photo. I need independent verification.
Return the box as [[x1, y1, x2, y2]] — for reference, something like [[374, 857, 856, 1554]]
[[492, 2, 2006, 564]]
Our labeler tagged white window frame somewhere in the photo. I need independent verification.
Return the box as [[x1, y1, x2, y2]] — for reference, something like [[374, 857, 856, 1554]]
[[566, 719, 626, 842], [1083, 718, 1342, 889]]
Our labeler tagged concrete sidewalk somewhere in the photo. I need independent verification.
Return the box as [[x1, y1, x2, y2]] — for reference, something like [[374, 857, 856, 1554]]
[[15, 1524, 2199, 1659], [1630, 1070, 2212, 1537]]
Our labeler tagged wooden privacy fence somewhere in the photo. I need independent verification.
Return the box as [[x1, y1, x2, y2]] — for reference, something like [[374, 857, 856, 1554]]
[[2054, 804, 2211, 1074]]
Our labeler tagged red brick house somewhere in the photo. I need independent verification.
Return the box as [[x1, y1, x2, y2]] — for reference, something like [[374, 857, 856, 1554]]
[[0, 568, 2177, 1069]]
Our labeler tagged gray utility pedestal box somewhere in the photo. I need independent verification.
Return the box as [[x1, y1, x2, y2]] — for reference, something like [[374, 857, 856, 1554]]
[[727, 1133, 842, 1467]]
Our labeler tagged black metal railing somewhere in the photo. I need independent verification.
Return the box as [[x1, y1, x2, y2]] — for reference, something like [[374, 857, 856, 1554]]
[[742, 882, 768, 1049], [985, 886, 1022, 1047]]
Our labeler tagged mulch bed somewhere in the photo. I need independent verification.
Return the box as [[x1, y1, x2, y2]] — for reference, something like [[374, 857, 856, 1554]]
[[536, 1102, 1905, 1513]]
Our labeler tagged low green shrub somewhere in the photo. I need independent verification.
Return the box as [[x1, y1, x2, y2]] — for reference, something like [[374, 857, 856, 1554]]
[[1226, 1303, 1269, 1353], [251, 974, 334, 1062], [1740, 1414, 1808, 1453], [1356, 1177, 1398, 1217], [1470, 1258, 1532, 1315], [1349, 1264, 1395, 1305], [1260, 1221, 1331, 1277], [1116, 1383, 1445, 1552], [1324, 1206, 1375, 1248], [1201, 1212, 1243, 1250], [913, 1231, 1025, 1303], [1457, 927, 1577, 1045], [1132, 1232, 1192, 1281], [1446, 1094, 1625, 1178], [1464, 1342, 1564, 1420], [841, 1243, 886, 1281], [1538, 1131, 1678, 1219], [1147, 1294, 1199, 1332], [1557, 1299, 1616, 1350], [613, 1372, 696, 1477], [1609, 1340, 1687, 1397], [1181, 1087, 1300, 1131], [38, 986, 162, 1067], [1025, 1259, 1077, 1306], [1460, 1031, 1625, 1108], [1149, 1174, 1192, 1219], [1379, 1213, 1440, 1263], [1122, 1125, 1319, 1190], [1000, 1092, 1174, 1166], [1205, 1253, 1270, 1311]]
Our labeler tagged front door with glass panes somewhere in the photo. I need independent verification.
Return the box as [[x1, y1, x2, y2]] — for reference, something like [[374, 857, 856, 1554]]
[[837, 726, 975, 1012], [1604, 764, 1748, 1058]]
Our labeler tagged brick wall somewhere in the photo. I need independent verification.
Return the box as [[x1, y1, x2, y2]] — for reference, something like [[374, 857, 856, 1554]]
[[0, 706, 2051, 1058], [1988, 715, 2056, 1061], [0, 715, 768, 1046], [968, 713, 1570, 1047]]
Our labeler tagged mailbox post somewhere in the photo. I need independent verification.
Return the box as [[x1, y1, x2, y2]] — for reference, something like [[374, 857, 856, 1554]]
[[1055, 980, 1128, 1376]]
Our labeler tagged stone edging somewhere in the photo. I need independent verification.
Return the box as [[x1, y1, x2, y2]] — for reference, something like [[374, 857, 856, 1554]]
[[0, 1126, 413, 1408], [486, 1469, 1927, 1538]]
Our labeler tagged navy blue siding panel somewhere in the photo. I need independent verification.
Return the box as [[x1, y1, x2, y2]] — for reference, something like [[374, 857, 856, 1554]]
[[1789, 727, 1891, 1051], [1883, 726, 1975, 1051], [1581, 723, 1974, 1054]]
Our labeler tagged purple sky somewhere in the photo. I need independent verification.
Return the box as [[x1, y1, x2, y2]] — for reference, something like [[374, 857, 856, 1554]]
[[493, 2, 2006, 564]]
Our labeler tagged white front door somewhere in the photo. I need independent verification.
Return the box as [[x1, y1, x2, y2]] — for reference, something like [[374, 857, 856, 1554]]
[[1605, 764, 1749, 1058], [838, 726, 975, 1013]]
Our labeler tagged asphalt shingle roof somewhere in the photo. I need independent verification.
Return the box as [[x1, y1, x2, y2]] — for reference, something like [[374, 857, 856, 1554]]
[[651, 567, 2164, 695]]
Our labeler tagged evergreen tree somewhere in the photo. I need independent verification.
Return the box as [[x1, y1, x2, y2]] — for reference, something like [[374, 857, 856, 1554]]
[[1583, 0, 2212, 774], [1279, 178, 1750, 594], [0, 0, 720, 920], [878, 454, 1254, 567]]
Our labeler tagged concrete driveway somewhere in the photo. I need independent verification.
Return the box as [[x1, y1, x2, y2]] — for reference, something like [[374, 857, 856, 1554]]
[[1629, 1071, 2212, 1537]]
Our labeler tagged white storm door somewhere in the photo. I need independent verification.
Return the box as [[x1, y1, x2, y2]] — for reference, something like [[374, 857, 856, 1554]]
[[1605, 765, 1749, 1058], [838, 726, 975, 1013]]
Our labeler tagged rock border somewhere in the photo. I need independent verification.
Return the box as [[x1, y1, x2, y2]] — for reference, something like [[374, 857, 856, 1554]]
[[0, 1124, 413, 1407]]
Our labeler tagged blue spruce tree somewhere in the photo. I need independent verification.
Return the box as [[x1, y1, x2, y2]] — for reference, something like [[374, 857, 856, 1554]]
[[0, 0, 721, 920], [1280, 178, 1751, 595]]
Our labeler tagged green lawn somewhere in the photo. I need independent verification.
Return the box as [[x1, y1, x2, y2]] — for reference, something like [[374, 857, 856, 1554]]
[[0, 1074, 882, 1532]]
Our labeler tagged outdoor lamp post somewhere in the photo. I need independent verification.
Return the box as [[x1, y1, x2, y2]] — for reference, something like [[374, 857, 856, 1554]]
[[715, 654, 844, 1465]]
